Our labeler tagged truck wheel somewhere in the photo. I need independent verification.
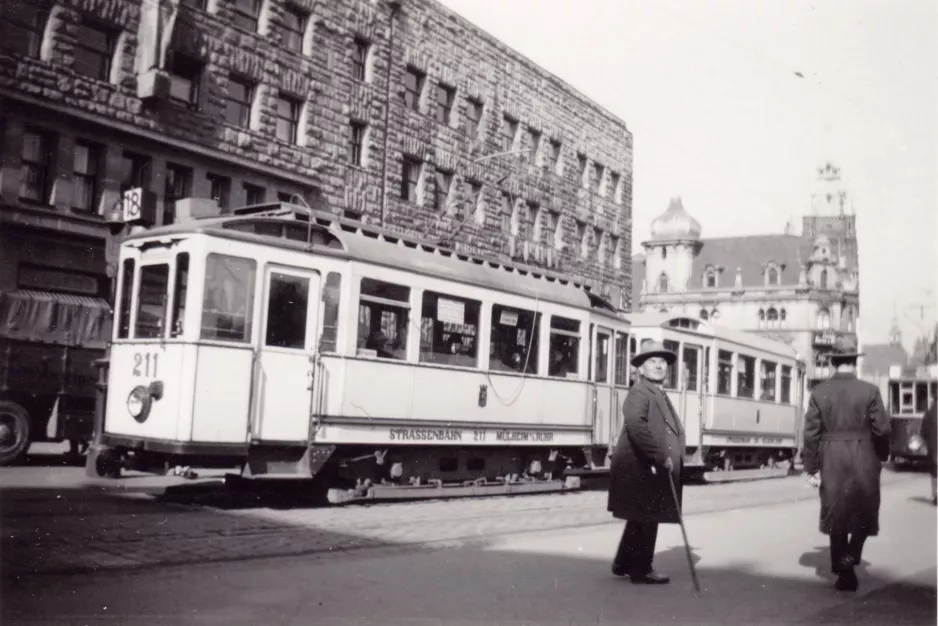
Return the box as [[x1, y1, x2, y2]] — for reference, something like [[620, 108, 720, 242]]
[[0, 401, 31, 466]]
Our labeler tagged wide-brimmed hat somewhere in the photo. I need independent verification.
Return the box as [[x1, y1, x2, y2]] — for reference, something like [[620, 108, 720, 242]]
[[830, 335, 864, 360], [631, 340, 678, 367]]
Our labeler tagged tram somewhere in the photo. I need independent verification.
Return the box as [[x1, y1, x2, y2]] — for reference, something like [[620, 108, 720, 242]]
[[886, 363, 937, 467], [87, 202, 635, 498], [625, 313, 806, 476]]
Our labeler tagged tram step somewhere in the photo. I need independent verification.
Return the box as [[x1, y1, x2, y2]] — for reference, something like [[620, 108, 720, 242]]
[[702, 467, 794, 483], [327, 476, 581, 504]]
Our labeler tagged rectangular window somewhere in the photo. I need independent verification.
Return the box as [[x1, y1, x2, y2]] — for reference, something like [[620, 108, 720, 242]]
[[121, 152, 150, 194], [164, 163, 191, 224], [276, 94, 300, 144], [206, 173, 230, 210], [171, 253, 189, 337], [168, 53, 201, 105], [527, 128, 541, 162], [718, 349, 734, 395], [614, 332, 629, 386], [352, 37, 370, 81], [135, 264, 170, 339], [434, 169, 452, 211], [781, 365, 792, 404], [181, 0, 205, 8], [201, 254, 256, 343], [400, 156, 421, 202], [280, 5, 307, 53], [265, 273, 309, 349], [610, 171, 621, 203], [117, 258, 135, 339], [548, 140, 561, 172], [592, 163, 603, 194], [74, 21, 114, 81], [916, 382, 930, 414], [226, 76, 254, 128], [662, 340, 680, 389], [244, 182, 265, 205], [348, 121, 366, 166], [434, 84, 455, 124], [737, 354, 756, 399], [72, 141, 100, 213], [231, 0, 261, 31], [419, 291, 480, 367], [548, 316, 580, 379], [501, 115, 517, 152], [319, 272, 342, 353], [594, 332, 611, 383], [465, 98, 483, 139], [19, 129, 50, 203], [357, 278, 410, 360], [490, 304, 539, 375], [760, 360, 778, 401], [683, 345, 700, 392], [578, 153, 588, 187], [403, 66, 424, 111], [2, 3, 49, 58]]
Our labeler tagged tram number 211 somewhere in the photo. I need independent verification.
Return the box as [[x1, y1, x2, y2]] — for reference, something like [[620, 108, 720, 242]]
[[132, 353, 159, 377]]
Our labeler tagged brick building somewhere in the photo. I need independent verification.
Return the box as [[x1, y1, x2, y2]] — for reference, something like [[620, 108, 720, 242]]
[[0, 0, 634, 315]]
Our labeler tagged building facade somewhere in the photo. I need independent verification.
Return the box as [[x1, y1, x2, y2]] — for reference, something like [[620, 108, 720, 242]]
[[631, 162, 861, 387], [0, 0, 634, 312]]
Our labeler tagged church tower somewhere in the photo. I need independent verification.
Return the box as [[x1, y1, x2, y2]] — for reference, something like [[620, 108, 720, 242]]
[[802, 162, 859, 273], [642, 197, 701, 297]]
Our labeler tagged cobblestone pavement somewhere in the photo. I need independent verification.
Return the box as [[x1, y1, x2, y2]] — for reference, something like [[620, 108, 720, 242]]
[[1, 469, 916, 577]]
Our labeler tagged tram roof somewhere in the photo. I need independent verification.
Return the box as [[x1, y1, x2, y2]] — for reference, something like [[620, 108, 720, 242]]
[[123, 204, 625, 318], [628, 312, 802, 360]]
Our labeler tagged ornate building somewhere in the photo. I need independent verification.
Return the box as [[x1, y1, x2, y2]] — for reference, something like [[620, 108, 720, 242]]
[[632, 162, 861, 388]]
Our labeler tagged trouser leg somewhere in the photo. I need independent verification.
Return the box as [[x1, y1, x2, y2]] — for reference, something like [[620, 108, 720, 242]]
[[829, 533, 850, 573], [614, 521, 659, 576], [847, 533, 868, 566]]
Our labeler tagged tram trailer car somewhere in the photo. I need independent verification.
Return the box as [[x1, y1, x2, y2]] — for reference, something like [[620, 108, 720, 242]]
[[886, 364, 937, 467], [87, 203, 637, 495], [626, 313, 807, 476]]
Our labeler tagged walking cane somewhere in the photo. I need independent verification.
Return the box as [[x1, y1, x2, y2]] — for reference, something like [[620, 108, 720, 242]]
[[667, 470, 701, 593]]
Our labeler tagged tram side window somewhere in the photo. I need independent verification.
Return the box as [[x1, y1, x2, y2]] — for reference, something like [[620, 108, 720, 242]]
[[662, 339, 680, 389], [170, 253, 189, 338], [319, 272, 341, 353], [201, 254, 256, 343], [703, 347, 711, 393], [548, 316, 580, 378], [916, 382, 930, 413], [135, 264, 169, 339], [889, 382, 900, 414], [357, 277, 409, 360], [614, 332, 629, 386], [737, 354, 756, 399], [717, 350, 733, 395], [760, 360, 778, 401], [780, 365, 792, 404], [682, 345, 699, 391], [420, 291, 480, 367], [490, 304, 539, 375], [117, 258, 134, 339], [264, 273, 309, 349]]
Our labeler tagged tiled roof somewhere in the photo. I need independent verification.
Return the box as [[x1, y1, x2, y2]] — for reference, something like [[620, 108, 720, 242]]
[[688, 235, 815, 289], [861, 343, 909, 376]]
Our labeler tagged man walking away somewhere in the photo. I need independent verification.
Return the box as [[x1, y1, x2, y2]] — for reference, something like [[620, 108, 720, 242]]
[[921, 399, 937, 505], [607, 340, 685, 584], [802, 336, 890, 592]]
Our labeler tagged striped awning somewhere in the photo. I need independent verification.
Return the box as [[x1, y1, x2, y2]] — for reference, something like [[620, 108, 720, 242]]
[[9, 289, 111, 311]]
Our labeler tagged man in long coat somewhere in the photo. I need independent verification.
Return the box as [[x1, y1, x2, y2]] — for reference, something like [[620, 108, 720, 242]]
[[921, 399, 937, 505], [802, 335, 890, 592], [607, 340, 685, 584]]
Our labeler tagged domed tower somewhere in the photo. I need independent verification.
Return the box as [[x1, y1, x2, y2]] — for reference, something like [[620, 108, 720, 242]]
[[642, 197, 702, 295]]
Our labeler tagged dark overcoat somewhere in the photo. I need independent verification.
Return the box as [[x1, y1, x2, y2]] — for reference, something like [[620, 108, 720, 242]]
[[607, 378, 685, 524], [802, 372, 890, 536], [921, 401, 937, 476]]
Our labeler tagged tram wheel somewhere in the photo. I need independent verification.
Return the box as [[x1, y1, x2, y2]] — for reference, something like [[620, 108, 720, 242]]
[[0, 401, 31, 466]]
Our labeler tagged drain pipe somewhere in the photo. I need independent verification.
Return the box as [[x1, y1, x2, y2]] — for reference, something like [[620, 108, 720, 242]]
[[380, 1, 401, 228]]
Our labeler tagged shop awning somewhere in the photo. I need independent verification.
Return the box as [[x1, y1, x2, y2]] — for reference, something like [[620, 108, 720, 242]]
[[0, 290, 112, 349]]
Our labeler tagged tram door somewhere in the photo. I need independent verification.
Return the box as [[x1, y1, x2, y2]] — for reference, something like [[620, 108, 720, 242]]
[[591, 326, 614, 447], [680, 344, 704, 447], [252, 266, 321, 442]]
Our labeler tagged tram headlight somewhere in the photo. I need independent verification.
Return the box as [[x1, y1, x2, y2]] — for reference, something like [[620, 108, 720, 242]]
[[127, 386, 152, 422], [908, 435, 924, 453]]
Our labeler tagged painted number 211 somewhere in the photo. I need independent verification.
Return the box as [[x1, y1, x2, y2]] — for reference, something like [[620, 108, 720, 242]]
[[132, 353, 159, 377]]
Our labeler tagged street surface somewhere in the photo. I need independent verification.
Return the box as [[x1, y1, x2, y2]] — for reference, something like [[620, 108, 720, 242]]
[[1, 452, 935, 625]]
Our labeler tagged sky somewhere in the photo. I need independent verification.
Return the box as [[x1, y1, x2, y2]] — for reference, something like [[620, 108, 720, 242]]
[[437, 0, 937, 353]]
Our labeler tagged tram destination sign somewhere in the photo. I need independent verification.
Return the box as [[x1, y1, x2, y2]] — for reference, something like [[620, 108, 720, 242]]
[[703, 434, 792, 447]]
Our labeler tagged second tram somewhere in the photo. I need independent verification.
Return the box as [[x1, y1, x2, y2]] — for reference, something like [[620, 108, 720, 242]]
[[886, 364, 938, 466]]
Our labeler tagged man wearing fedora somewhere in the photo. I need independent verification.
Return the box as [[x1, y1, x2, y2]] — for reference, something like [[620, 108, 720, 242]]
[[802, 335, 890, 592], [607, 340, 685, 584]]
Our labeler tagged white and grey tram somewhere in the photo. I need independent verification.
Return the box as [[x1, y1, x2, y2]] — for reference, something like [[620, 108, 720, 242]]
[[625, 313, 807, 474], [89, 203, 637, 498]]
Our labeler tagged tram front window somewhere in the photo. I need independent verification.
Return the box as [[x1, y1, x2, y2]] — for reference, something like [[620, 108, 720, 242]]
[[357, 278, 409, 360], [265, 273, 309, 349], [135, 264, 169, 339], [201, 254, 256, 343]]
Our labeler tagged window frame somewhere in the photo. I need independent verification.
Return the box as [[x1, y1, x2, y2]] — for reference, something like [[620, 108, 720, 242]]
[[226, 75, 255, 129], [403, 66, 424, 112], [348, 121, 366, 166], [167, 52, 202, 106], [548, 315, 581, 379], [400, 156, 421, 203], [73, 20, 115, 81], [434, 83, 455, 125], [72, 140, 101, 213], [206, 173, 231, 210], [275, 94, 301, 144], [280, 4, 307, 53], [2, 3, 49, 58], [356, 277, 411, 361], [352, 36, 370, 81], [231, 0, 261, 32], [465, 97, 483, 139], [489, 304, 540, 376], [243, 182, 265, 205], [200, 253, 257, 344], [419, 290, 482, 368], [19, 129, 51, 203]]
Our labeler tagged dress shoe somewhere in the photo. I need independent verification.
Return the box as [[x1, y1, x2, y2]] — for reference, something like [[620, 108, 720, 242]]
[[834, 568, 859, 592], [611, 564, 628, 577], [630, 570, 670, 585]]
